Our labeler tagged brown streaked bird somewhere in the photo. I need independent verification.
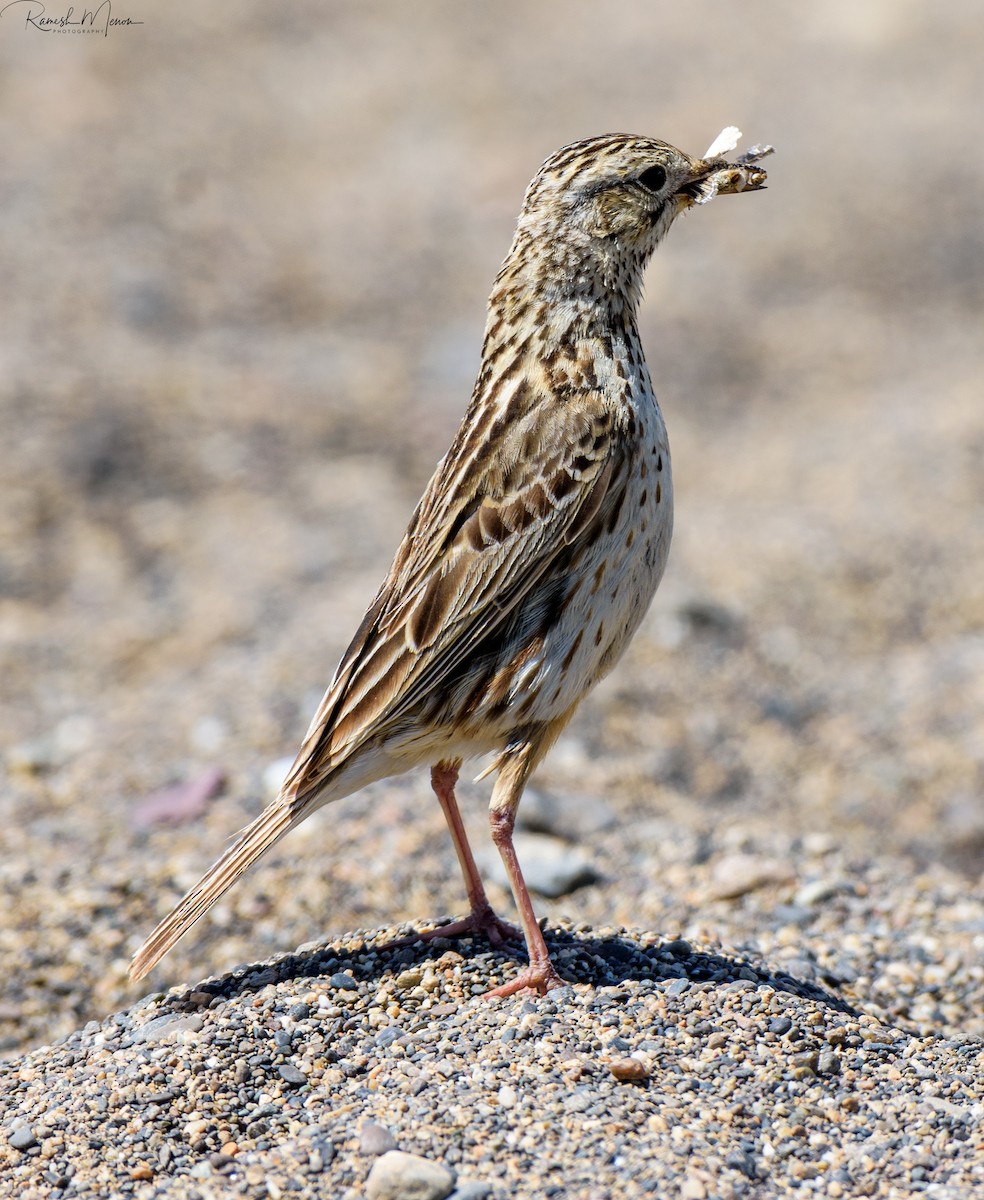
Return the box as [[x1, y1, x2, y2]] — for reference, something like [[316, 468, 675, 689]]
[[131, 132, 770, 995]]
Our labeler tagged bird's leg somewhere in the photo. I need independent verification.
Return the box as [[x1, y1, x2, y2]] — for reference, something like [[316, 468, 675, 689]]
[[483, 749, 567, 998], [414, 760, 522, 947]]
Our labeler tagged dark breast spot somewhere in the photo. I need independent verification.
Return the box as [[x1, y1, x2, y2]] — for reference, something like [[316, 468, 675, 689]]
[[561, 630, 584, 672], [604, 486, 627, 534]]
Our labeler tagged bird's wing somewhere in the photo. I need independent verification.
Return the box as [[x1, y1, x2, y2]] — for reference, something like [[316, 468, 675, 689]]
[[285, 378, 628, 798]]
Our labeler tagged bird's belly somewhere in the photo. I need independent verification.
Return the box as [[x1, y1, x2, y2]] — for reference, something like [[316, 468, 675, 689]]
[[536, 468, 673, 717], [467, 438, 673, 732]]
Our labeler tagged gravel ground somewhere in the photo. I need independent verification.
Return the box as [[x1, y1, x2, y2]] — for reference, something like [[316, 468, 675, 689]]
[[2, 3, 983, 1198], [2, 900, 982, 1200]]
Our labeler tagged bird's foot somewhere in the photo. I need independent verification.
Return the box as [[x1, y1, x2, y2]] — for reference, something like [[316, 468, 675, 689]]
[[395, 903, 524, 950], [420, 904, 524, 948], [483, 959, 567, 999]]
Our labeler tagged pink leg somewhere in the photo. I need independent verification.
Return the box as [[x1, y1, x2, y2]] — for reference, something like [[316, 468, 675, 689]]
[[483, 803, 566, 997], [413, 761, 522, 947], [479, 743, 568, 998]]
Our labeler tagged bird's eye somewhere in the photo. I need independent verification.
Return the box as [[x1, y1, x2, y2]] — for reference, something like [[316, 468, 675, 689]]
[[638, 165, 667, 193]]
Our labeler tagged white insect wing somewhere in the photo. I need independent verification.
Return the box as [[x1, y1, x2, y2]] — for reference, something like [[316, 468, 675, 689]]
[[703, 126, 743, 158]]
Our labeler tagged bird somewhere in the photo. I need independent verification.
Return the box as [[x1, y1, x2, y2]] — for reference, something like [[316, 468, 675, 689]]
[[130, 132, 770, 996]]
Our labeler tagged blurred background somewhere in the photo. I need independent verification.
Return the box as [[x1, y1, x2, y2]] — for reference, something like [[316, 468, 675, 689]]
[[1, 1, 982, 1055]]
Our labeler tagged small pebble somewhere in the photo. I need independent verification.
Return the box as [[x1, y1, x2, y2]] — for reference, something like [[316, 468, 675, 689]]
[[817, 1049, 840, 1074], [360, 1120, 399, 1155], [705, 854, 791, 901], [450, 1184, 494, 1200], [130, 767, 225, 830], [609, 1057, 649, 1082], [8, 1125, 38, 1151], [366, 1150, 456, 1200], [135, 1013, 204, 1044], [328, 972, 359, 991], [517, 787, 617, 837], [794, 878, 850, 907]]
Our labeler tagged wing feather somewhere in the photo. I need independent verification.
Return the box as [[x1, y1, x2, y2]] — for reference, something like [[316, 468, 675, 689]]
[[284, 382, 623, 798]]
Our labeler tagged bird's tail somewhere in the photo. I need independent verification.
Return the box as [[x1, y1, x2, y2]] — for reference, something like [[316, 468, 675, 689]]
[[129, 794, 304, 982]]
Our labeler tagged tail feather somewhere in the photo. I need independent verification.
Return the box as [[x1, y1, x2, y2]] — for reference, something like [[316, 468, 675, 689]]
[[129, 797, 300, 982]]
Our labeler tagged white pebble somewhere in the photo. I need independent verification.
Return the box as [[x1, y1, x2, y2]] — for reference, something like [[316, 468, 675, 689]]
[[365, 1150, 456, 1200]]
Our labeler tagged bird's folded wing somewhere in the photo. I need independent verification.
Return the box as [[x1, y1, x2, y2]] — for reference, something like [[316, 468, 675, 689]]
[[284, 383, 626, 798]]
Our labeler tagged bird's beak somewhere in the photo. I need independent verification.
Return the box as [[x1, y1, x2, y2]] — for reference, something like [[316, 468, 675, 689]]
[[677, 153, 770, 207]]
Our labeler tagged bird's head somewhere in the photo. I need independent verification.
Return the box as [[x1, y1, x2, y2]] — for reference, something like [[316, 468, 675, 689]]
[[518, 132, 769, 253]]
